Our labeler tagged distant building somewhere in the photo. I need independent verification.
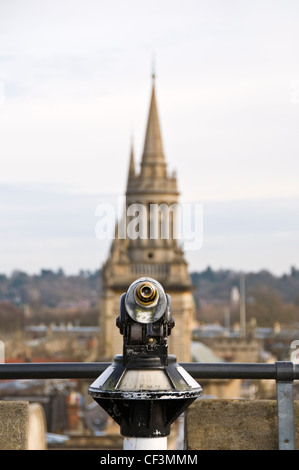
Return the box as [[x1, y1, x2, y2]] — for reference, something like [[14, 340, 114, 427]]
[[191, 341, 242, 399], [99, 75, 195, 362]]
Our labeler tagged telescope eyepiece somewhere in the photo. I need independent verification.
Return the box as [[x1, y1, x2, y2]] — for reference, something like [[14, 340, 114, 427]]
[[135, 282, 158, 306], [124, 277, 167, 324]]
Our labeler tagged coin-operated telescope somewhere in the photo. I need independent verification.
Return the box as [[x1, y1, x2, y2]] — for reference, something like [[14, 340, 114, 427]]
[[88, 277, 202, 450]]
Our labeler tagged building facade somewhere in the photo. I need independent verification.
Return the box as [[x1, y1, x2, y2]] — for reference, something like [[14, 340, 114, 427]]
[[99, 76, 195, 362]]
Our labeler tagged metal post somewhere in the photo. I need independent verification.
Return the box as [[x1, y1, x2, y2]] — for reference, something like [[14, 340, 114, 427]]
[[239, 273, 246, 339], [276, 361, 295, 450], [123, 437, 167, 450]]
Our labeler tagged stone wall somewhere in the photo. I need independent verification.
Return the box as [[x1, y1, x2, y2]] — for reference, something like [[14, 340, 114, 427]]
[[0, 401, 47, 450], [0, 401, 29, 450], [185, 399, 299, 450]]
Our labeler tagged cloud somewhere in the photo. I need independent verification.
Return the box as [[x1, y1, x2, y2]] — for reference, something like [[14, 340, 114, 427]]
[[0, 0, 298, 274]]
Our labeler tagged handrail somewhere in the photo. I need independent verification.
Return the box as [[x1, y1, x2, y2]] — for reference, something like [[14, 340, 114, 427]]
[[0, 360, 298, 380]]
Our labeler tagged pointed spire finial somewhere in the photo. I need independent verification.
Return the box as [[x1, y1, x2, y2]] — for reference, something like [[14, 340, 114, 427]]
[[152, 54, 156, 83], [141, 66, 165, 164], [129, 137, 135, 173], [126, 138, 136, 191]]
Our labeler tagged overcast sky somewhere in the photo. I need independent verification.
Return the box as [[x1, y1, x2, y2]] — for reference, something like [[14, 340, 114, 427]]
[[0, 0, 298, 276]]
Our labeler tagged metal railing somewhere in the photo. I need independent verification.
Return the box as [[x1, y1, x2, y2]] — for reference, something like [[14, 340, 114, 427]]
[[0, 360, 298, 450]]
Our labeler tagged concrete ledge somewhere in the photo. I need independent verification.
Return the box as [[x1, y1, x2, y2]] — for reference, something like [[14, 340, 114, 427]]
[[185, 399, 299, 450], [0, 401, 29, 450], [0, 401, 47, 450]]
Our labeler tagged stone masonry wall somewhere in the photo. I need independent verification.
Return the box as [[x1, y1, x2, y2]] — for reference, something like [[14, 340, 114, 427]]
[[185, 399, 299, 450], [0, 401, 29, 450]]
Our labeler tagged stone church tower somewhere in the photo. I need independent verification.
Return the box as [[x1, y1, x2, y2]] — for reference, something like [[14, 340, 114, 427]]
[[99, 76, 195, 362]]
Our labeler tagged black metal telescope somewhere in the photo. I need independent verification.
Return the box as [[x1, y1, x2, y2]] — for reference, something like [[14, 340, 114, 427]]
[[88, 277, 202, 449]]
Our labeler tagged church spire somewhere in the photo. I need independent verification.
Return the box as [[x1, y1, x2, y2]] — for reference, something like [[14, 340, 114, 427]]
[[141, 74, 165, 164], [126, 138, 136, 190], [128, 137, 135, 175]]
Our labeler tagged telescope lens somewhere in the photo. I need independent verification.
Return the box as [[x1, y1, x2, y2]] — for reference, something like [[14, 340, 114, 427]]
[[135, 282, 158, 305], [125, 277, 167, 324], [141, 286, 151, 297]]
